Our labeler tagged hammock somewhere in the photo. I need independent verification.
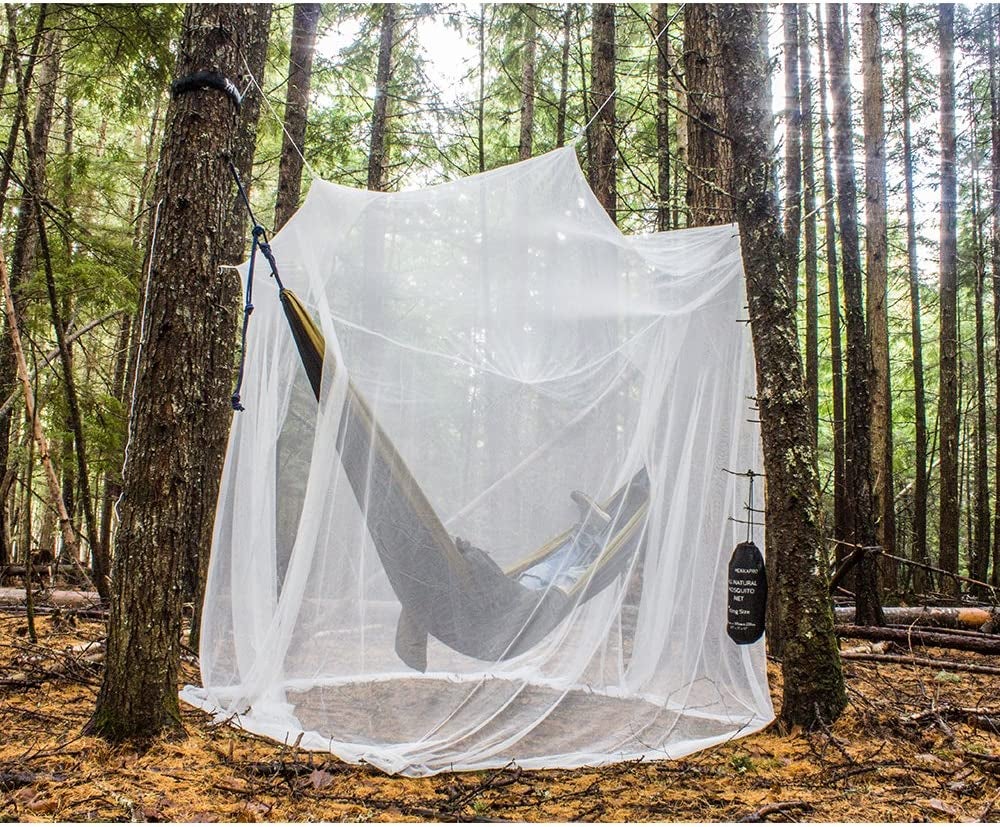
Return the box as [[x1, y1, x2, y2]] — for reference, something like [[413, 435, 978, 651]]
[[278, 288, 651, 670]]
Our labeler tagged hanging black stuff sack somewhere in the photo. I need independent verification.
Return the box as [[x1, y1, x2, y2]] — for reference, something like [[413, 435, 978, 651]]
[[727, 541, 767, 644]]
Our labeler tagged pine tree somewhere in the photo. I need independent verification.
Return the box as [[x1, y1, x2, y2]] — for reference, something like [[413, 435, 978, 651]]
[[717, 2, 845, 726], [88, 3, 270, 740]]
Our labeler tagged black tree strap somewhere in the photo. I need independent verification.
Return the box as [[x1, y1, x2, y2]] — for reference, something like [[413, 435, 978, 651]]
[[228, 160, 284, 411], [171, 70, 243, 110]]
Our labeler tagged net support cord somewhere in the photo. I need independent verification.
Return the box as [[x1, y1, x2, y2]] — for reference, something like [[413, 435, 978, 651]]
[[228, 159, 284, 412]]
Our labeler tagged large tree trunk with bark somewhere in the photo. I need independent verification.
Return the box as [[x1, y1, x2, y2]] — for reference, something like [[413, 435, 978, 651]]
[[274, 3, 320, 231], [861, 4, 896, 593], [798, 5, 818, 447], [189, 4, 272, 651], [826, 4, 882, 625], [816, 8, 846, 548], [684, 4, 731, 226], [717, 2, 845, 727], [899, 7, 929, 591], [937, 3, 960, 594], [782, 5, 801, 306], [589, 3, 616, 222], [87, 3, 267, 741], [518, 7, 537, 161], [367, 4, 396, 193]]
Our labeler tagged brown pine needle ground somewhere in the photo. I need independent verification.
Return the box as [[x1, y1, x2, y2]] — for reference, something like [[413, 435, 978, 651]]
[[1, 613, 998, 822]]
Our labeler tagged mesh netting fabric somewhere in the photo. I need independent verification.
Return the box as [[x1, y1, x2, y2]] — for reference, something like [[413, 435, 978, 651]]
[[182, 148, 772, 776]]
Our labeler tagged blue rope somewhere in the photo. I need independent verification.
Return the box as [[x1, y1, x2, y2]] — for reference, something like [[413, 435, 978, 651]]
[[228, 160, 284, 412]]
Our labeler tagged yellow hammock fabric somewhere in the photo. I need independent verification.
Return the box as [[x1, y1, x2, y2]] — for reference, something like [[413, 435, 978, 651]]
[[279, 288, 650, 670]]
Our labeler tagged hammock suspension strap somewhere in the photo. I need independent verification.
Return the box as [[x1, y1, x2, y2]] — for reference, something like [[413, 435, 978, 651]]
[[228, 160, 284, 411]]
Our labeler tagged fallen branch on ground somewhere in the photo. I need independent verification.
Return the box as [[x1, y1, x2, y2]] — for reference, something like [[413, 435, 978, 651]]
[[738, 800, 811, 823], [836, 624, 1000, 655], [0, 588, 102, 609], [840, 651, 1000, 676], [834, 606, 995, 630]]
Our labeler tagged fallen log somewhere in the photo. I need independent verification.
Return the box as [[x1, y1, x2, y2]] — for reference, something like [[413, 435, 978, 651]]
[[840, 651, 1000, 676], [0, 587, 102, 609], [834, 606, 995, 630], [836, 624, 1000, 655]]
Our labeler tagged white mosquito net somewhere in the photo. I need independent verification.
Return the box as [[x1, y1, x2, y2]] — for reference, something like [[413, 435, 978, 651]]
[[182, 147, 773, 776]]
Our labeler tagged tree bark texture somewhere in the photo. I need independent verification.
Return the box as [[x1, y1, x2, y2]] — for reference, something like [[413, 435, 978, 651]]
[[190, 3, 272, 650], [861, 4, 896, 591], [684, 4, 731, 226], [518, 7, 536, 161], [88, 3, 266, 741], [367, 4, 396, 193], [798, 5, 818, 448], [899, 6, 929, 589], [716, 2, 846, 727], [589, 3, 616, 222], [826, 4, 882, 624], [816, 7, 846, 549], [937, 3, 959, 594], [274, 3, 320, 230], [782, 5, 801, 306]]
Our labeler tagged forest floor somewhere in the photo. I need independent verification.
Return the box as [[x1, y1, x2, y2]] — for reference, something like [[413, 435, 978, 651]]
[[1, 612, 999, 823]]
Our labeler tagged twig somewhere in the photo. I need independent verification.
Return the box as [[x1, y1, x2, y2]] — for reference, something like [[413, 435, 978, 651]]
[[738, 800, 811, 822], [841, 651, 1000, 676]]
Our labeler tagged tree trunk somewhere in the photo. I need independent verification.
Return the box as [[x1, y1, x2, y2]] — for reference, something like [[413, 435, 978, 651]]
[[937, 3, 959, 594], [99, 103, 162, 561], [816, 6, 846, 549], [861, 4, 896, 594], [798, 5, 818, 448], [990, 4, 1000, 588], [34, 172, 108, 599], [0, 22, 59, 573], [367, 4, 396, 193], [0, 246, 80, 576], [899, 6, 929, 591], [969, 115, 990, 592], [274, 3, 320, 231], [589, 3, 616, 222], [477, 8, 487, 169], [189, 4, 272, 651], [87, 3, 266, 742], [669, 17, 687, 228], [782, 5, 801, 306], [717, 2, 845, 728], [655, 3, 670, 231], [518, 7, 536, 161], [0, 4, 46, 220], [826, 4, 882, 625], [555, 5, 572, 149], [685, 4, 731, 226]]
